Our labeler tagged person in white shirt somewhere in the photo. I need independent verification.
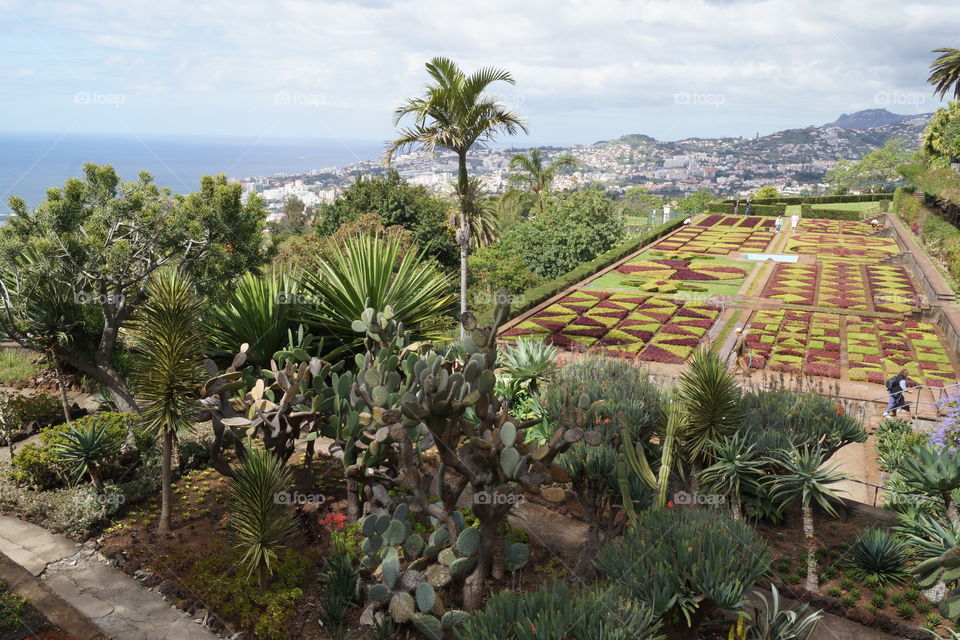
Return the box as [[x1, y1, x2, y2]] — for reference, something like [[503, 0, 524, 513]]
[[790, 213, 799, 230]]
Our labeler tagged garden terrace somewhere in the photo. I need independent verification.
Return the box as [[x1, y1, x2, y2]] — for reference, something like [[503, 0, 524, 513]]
[[650, 224, 775, 255], [762, 263, 922, 313], [501, 289, 721, 363], [794, 219, 875, 235], [584, 249, 753, 297], [785, 233, 901, 263]]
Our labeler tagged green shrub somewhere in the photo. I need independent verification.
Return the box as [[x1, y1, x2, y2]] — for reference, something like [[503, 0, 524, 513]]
[[871, 592, 886, 608], [841, 593, 858, 608], [180, 544, 309, 640], [595, 508, 769, 637], [827, 586, 842, 597], [896, 603, 914, 619], [507, 217, 685, 321], [456, 581, 663, 640], [875, 419, 927, 473], [800, 207, 862, 221]]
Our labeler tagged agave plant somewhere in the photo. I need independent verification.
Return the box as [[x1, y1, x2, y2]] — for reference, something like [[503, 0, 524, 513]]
[[748, 584, 822, 640], [900, 444, 960, 526], [228, 445, 298, 586], [298, 233, 455, 356], [498, 337, 558, 394], [894, 509, 960, 559], [52, 421, 117, 490], [205, 270, 304, 365], [846, 528, 911, 585]]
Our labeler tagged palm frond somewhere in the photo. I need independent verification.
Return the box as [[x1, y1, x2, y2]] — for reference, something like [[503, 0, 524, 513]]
[[929, 48, 960, 100]]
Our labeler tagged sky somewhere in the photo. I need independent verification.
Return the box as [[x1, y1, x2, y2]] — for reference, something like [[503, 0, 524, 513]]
[[2, 0, 959, 146]]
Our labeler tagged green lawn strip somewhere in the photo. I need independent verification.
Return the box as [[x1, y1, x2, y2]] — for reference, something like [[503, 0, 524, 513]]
[[583, 250, 753, 296], [812, 201, 885, 212], [776, 303, 905, 320], [0, 349, 40, 384]]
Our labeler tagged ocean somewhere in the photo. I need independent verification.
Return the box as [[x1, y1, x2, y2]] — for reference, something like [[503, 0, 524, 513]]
[[0, 132, 384, 216]]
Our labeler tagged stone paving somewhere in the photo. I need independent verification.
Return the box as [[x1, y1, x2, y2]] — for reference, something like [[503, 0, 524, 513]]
[[0, 515, 216, 640]]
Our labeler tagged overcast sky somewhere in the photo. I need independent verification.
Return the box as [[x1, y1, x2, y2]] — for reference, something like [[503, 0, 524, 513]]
[[2, 0, 958, 146]]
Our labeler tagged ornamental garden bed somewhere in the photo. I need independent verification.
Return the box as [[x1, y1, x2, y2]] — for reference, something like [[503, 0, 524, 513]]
[[501, 289, 721, 363], [651, 225, 775, 255], [794, 219, 874, 235], [584, 250, 753, 297], [745, 309, 842, 378], [744, 310, 957, 384], [786, 233, 900, 263], [846, 317, 955, 387], [695, 214, 775, 229], [762, 263, 921, 313]]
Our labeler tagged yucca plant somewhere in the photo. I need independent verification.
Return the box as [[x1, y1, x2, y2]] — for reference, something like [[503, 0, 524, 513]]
[[298, 233, 455, 356], [748, 585, 822, 640], [699, 432, 764, 521], [846, 528, 911, 585], [498, 337, 558, 393], [228, 445, 297, 587], [900, 445, 960, 526], [205, 270, 304, 365], [768, 448, 847, 592], [677, 348, 742, 482], [52, 421, 118, 490], [129, 268, 207, 532]]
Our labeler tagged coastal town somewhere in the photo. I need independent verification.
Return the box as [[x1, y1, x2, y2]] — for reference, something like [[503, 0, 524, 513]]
[[242, 108, 931, 217]]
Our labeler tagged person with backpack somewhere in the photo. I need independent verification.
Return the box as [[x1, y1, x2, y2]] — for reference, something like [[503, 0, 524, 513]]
[[883, 369, 911, 418]]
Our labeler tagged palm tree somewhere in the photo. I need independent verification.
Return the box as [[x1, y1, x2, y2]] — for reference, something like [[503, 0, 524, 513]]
[[677, 348, 743, 488], [130, 268, 207, 533], [450, 176, 501, 249], [507, 148, 577, 214], [929, 48, 960, 100], [698, 433, 764, 520], [768, 448, 847, 592], [385, 57, 527, 337]]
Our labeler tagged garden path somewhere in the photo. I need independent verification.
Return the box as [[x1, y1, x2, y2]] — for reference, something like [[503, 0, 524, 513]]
[[0, 516, 216, 640]]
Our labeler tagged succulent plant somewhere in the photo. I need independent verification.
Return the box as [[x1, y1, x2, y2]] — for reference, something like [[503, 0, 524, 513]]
[[357, 504, 474, 633]]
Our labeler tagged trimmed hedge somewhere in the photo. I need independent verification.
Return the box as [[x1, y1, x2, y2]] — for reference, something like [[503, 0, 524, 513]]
[[705, 202, 786, 216], [799, 207, 861, 221], [509, 216, 686, 319], [725, 193, 895, 206]]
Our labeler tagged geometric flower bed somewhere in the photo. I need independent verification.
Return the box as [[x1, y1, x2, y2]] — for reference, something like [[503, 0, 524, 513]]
[[786, 233, 900, 262], [846, 317, 955, 387], [745, 309, 842, 378], [616, 255, 747, 281], [501, 289, 720, 363], [761, 263, 920, 312], [795, 219, 873, 235], [697, 214, 776, 229], [651, 225, 774, 255]]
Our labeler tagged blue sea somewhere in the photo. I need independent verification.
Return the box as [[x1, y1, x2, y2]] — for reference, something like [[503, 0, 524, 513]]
[[0, 132, 384, 216]]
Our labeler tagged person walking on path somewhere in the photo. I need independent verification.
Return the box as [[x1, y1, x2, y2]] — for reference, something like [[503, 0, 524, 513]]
[[734, 199, 741, 215], [731, 327, 752, 375], [774, 215, 783, 232], [744, 198, 752, 215], [790, 212, 800, 231], [883, 369, 911, 418]]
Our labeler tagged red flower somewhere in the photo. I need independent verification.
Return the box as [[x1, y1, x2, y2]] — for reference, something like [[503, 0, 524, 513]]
[[319, 512, 347, 530], [666, 501, 675, 509]]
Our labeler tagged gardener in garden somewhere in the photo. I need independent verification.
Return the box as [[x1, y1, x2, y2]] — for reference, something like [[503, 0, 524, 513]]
[[732, 327, 752, 374], [883, 369, 911, 418]]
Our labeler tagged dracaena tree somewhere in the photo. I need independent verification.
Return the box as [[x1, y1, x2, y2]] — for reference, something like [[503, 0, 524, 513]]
[[385, 57, 527, 337], [0, 164, 267, 411]]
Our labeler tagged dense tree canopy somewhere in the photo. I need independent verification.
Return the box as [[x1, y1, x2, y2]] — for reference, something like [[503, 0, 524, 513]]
[[0, 164, 268, 411], [675, 188, 715, 213], [314, 170, 457, 269], [923, 102, 960, 168], [751, 185, 780, 199], [497, 187, 623, 280], [826, 138, 914, 192]]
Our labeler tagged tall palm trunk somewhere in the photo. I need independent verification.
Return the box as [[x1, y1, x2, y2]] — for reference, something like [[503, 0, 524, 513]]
[[802, 501, 818, 592], [50, 352, 71, 424], [159, 429, 173, 532], [457, 151, 470, 341]]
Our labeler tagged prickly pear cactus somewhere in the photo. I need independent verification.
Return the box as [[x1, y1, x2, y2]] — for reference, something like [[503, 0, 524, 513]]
[[358, 504, 471, 632]]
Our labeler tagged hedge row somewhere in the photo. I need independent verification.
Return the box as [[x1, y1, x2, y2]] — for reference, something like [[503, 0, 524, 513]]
[[706, 202, 786, 216], [509, 217, 687, 319], [798, 206, 861, 221], [723, 193, 895, 206]]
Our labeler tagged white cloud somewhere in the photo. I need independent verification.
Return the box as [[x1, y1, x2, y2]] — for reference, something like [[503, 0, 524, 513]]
[[2, 0, 958, 141]]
